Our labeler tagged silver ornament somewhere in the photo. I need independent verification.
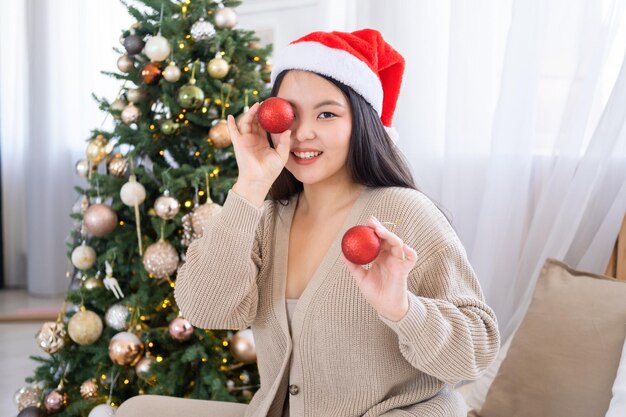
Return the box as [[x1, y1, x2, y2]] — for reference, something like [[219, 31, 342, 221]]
[[75, 159, 91, 178], [190, 18, 216, 41], [154, 193, 180, 220], [88, 403, 117, 417], [135, 356, 155, 380], [143, 241, 179, 279], [214, 7, 237, 29], [105, 304, 130, 331]]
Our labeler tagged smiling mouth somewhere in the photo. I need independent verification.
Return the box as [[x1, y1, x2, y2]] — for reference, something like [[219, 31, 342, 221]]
[[291, 151, 323, 160]]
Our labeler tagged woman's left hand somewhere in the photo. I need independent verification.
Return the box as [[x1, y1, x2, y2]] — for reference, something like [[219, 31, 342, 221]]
[[341, 216, 418, 321]]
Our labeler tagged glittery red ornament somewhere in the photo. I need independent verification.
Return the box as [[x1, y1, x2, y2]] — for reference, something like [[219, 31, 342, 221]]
[[341, 225, 381, 265], [141, 62, 162, 85], [257, 97, 294, 133]]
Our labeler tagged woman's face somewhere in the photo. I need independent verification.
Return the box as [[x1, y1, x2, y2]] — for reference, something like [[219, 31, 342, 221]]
[[272, 70, 353, 187]]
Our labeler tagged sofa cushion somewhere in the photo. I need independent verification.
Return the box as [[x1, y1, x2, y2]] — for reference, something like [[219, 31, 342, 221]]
[[479, 258, 626, 417]]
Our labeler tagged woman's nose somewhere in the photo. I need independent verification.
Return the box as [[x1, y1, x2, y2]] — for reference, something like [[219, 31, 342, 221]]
[[291, 117, 316, 141]]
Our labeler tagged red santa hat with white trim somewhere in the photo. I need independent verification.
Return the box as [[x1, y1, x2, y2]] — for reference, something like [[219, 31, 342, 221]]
[[270, 28, 405, 143]]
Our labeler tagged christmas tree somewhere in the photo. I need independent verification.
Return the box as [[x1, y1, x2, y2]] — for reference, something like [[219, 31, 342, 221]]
[[14, 1, 272, 416]]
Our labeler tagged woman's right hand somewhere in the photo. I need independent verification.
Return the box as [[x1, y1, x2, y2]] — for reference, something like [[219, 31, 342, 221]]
[[226, 102, 292, 190]]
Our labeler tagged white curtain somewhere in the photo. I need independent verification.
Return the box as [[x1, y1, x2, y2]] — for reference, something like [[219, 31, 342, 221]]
[[0, 0, 131, 295], [2, 0, 625, 342], [342, 0, 626, 340]]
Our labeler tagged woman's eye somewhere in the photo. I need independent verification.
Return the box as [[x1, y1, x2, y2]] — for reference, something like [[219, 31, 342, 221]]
[[319, 112, 335, 119]]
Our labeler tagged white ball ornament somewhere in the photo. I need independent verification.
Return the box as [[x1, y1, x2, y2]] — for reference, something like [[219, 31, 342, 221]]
[[88, 403, 117, 417], [144, 34, 171, 62], [214, 7, 238, 29], [120, 175, 146, 206], [71, 243, 96, 270], [163, 62, 181, 82]]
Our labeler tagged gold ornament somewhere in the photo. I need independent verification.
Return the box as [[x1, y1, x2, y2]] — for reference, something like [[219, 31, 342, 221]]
[[230, 329, 257, 364], [208, 119, 231, 149], [86, 135, 112, 165], [208, 54, 229, 79], [261, 61, 272, 83], [35, 321, 66, 354], [107, 154, 129, 177], [83, 203, 118, 236], [191, 201, 223, 236], [14, 384, 43, 411], [142, 240, 179, 279], [154, 192, 180, 220], [82, 276, 104, 290], [108, 331, 144, 366], [43, 389, 68, 413], [79, 379, 99, 400], [68, 310, 103, 345]]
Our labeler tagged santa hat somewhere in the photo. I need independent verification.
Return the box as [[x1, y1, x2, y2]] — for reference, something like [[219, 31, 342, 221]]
[[271, 28, 404, 143]]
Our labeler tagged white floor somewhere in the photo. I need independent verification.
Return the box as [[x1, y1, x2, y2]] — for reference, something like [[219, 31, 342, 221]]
[[0, 290, 65, 417]]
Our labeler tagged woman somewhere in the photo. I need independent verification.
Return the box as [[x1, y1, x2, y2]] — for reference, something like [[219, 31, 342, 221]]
[[117, 28, 499, 417]]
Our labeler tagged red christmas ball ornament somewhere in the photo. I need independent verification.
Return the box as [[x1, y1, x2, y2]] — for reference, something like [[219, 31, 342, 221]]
[[257, 97, 294, 133], [141, 62, 162, 85], [341, 225, 381, 265]]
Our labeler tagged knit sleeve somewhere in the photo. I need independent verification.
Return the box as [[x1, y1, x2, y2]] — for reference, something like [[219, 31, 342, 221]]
[[174, 189, 266, 330], [378, 242, 500, 385]]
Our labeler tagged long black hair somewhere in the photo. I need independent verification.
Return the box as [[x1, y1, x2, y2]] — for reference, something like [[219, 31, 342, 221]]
[[266, 70, 453, 225]]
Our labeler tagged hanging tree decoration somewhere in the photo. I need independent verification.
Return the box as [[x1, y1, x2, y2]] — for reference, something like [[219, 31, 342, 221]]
[[143, 221, 179, 280], [103, 260, 125, 300], [208, 83, 232, 149], [163, 60, 181, 83], [177, 60, 204, 109], [144, 4, 171, 63], [214, 2, 238, 29], [236, 88, 251, 128], [190, 172, 223, 237], [120, 159, 147, 255]]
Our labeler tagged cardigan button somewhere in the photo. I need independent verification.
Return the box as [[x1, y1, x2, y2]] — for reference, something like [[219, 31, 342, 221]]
[[288, 384, 300, 395]]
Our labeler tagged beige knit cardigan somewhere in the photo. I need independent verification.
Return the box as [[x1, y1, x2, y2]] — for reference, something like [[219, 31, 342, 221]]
[[174, 186, 500, 417]]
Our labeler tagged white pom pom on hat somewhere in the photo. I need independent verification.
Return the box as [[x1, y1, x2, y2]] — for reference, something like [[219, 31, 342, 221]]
[[271, 28, 404, 144]]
